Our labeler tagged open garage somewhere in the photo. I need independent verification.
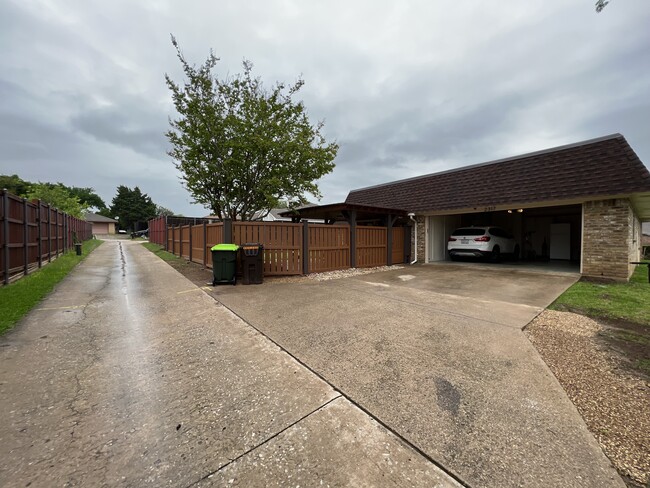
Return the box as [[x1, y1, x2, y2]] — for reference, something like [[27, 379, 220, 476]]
[[346, 134, 650, 281]]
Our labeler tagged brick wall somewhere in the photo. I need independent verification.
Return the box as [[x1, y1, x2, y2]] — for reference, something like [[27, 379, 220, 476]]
[[582, 199, 639, 281]]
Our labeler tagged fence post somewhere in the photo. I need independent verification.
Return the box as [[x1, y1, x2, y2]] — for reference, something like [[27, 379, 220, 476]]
[[55, 209, 59, 257], [164, 216, 168, 251], [37, 200, 42, 268], [302, 220, 309, 275], [23, 198, 28, 276], [223, 218, 233, 244], [203, 221, 207, 266], [2, 190, 8, 285], [63, 214, 68, 251], [188, 223, 193, 262], [349, 210, 357, 268], [46, 205, 51, 262], [386, 214, 393, 266]]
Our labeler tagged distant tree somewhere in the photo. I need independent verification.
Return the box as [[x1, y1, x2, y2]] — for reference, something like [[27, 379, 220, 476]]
[[0, 174, 31, 196], [27, 183, 87, 218], [109, 185, 157, 231], [596, 0, 609, 12], [67, 187, 107, 212], [154, 204, 175, 217], [165, 36, 338, 221]]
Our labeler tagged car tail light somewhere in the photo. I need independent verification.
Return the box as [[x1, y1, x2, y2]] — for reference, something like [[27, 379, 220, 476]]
[[474, 236, 491, 242], [448, 237, 457, 242]]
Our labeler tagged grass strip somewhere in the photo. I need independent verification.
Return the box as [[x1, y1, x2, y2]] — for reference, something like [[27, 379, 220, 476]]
[[141, 242, 183, 262], [0, 239, 103, 335], [550, 265, 650, 326]]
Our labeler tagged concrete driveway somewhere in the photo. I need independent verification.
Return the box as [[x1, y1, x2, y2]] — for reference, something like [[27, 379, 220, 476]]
[[0, 242, 461, 487], [215, 264, 625, 488]]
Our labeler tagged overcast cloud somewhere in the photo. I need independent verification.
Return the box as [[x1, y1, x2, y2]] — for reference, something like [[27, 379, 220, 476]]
[[1, 0, 649, 216]]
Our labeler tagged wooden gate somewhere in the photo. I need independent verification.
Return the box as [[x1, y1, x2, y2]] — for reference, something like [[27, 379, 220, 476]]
[[356, 226, 387, 268], [309, 225, 350, 273], [392, 227, 406, 264]]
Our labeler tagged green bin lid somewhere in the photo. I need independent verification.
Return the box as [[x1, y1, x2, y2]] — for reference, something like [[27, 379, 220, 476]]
[[211, 243, 239, 251]]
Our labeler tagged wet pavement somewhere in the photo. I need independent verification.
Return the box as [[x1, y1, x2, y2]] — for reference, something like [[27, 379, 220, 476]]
[[0, 241, 461, 488], [214, 265, 626, 488]]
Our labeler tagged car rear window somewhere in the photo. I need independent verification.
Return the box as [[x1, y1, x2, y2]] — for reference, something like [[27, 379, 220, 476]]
[[451, 228, 486, 236]]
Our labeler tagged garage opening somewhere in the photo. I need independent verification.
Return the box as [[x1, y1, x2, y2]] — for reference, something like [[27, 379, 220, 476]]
[[427, 204, 582, 271]]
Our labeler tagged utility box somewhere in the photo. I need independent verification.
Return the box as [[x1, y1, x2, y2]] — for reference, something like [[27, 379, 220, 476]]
[[241, 243, 264, 285], [211, 244, 239, 286]]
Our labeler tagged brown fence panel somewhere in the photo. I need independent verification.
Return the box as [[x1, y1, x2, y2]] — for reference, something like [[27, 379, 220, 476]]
[[167, 225, 174, 253], [392, 227, 406, 264], [190, 224, 204, 264], [1, 190, 93, 285], [180, 225, 190, 258], [233, 222, 303, 275], [148, 216, 167, 246], [309, 225, 350, 273], [26, 201, 39, 268], [356, 226, 387, 268], [205, 223, 224, 268]]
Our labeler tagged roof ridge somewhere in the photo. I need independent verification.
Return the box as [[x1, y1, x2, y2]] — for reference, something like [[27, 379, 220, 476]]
[[347, 133, 625, 196]]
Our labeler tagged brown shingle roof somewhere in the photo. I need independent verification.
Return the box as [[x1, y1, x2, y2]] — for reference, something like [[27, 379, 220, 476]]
[[345, 134, 650, 213]]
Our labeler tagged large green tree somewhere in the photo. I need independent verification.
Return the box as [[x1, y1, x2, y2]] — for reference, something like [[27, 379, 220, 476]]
[[0, 174, 31, 196], [109, 185, 157, 231], [165, 37, 338, 220], [27, 183, 87, 218], [67, 186, 107, 212]]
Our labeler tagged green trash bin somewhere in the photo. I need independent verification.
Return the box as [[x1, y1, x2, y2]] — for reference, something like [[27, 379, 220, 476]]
[[211, 244, 239, 286]]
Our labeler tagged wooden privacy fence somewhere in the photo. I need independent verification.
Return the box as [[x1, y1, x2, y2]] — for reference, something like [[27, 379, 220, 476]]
[[152, 217, 411, 277], [1, 190, 93, 285]]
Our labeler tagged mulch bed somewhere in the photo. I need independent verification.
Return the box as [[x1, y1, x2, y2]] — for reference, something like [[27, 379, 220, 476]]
[[526, 310, 649, 487]]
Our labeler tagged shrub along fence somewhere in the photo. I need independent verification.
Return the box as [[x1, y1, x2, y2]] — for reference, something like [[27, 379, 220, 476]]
[[0, 189, 93, 285], [148, 216, 410, 276]]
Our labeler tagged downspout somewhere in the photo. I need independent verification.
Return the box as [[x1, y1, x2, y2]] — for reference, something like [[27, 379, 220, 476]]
[[408, 213, 417, 265]]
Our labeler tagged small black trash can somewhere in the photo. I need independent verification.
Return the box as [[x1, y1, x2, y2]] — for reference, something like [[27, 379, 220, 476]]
[[75, 243, 82, 256], [241, 243, 264, 285], [211, 244, 239, 285]]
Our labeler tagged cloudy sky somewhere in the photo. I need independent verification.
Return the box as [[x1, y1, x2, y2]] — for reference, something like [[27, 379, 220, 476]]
[[1, 0, 649, 216]]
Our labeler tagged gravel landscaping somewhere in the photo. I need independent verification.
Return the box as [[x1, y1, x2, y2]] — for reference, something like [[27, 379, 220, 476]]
[[526, 310, 650, 487]]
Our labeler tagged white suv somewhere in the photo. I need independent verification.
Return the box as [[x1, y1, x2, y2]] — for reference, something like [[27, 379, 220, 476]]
[[447, 226, 519, 262]]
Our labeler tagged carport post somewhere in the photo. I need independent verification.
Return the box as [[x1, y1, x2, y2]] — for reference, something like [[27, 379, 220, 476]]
[[386, 214, 393, 266], [302, 219, 309, 274], [349, 210, 357, 268], [223, 218, 233, 244]]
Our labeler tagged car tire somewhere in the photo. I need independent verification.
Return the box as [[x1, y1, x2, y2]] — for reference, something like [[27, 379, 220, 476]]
[[491, 246, 501, 263], [450, 254, 459, 262]]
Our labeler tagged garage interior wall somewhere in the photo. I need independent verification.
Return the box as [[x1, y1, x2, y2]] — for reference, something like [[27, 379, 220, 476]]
[[426, 204, 582, 264]]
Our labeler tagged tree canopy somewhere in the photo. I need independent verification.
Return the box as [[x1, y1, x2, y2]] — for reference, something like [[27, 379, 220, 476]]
[[27, 183, 87, 218], [109, 185, 157, 231], [165, 37, 338, 220]]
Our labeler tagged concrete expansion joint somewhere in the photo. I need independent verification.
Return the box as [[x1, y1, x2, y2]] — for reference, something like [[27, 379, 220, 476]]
[[183, 394, 343, 488], [214, 298, 472, 488]]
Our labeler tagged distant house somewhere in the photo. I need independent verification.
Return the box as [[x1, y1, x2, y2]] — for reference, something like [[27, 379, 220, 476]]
[[85, 212, 118, 235], [252, 208, 292, 222], [643, 222, 650, 257]]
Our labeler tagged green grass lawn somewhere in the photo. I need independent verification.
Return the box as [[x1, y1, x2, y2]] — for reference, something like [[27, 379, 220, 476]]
[[141, 242, 183, 262], [550, 265, 650, 326], [0, 239, 104, 335]]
